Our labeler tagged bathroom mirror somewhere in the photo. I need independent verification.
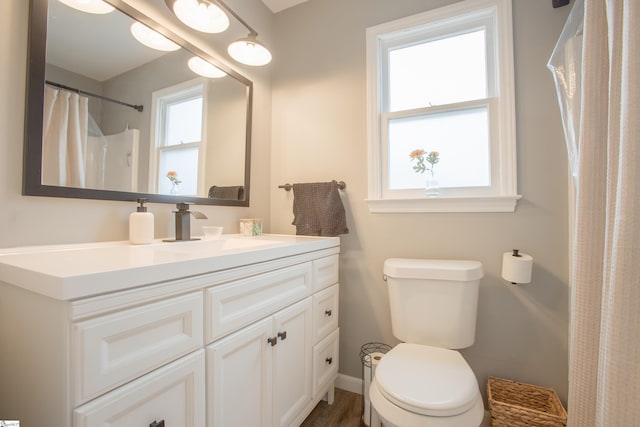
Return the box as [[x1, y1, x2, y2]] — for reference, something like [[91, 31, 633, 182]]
[[23, 0, 252, 206]]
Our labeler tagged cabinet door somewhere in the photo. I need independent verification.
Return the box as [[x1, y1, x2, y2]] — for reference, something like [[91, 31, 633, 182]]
[[207, 317, 273, 427], [74, 350, 205, 427], [273, 298, 313, 427]]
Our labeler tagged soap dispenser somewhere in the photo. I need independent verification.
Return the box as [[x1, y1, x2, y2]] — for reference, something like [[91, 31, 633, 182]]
[[129, 198, 154, 244]]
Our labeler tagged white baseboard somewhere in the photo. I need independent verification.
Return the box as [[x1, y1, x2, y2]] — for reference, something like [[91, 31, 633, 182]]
[[335, 373, 363, 395]]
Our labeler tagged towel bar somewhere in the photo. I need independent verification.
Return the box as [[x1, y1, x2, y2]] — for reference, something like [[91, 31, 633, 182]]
[[278, 181, 346, 191]]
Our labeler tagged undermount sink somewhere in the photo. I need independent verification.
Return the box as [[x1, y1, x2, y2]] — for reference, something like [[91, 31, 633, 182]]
[[154, 236, 285, 255]]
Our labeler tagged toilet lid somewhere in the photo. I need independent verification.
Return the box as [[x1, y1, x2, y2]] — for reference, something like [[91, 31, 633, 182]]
[[374, 343, 480, 417]]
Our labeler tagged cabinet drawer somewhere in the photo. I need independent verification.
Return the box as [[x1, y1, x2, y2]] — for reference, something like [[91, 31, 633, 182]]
[[312, 255, 339, 292], [72, 292, 203, 404], [74, 350, 205, 427], [312, 283, 339, 344], [312, 328, 339, 398], [206, 263, 312, 342]]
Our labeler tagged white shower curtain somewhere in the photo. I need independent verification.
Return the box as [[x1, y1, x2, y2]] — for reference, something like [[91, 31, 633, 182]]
[[562, 0, 640, 425], [42, 85, 88, 188]]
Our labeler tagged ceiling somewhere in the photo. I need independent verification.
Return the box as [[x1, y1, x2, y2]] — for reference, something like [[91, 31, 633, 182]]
[[260, 0, 309, 13]]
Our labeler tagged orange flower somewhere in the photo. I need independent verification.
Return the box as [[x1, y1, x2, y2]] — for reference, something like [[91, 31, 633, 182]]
[[426, 152, 440, 165], [409, 149, 425, 159], [166, 171, 182, 185]]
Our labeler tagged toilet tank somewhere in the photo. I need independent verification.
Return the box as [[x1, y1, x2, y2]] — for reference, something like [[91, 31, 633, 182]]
[[383, 258, 484, 349]]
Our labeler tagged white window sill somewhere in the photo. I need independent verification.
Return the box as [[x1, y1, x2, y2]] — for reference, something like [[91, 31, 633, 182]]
[[366, 195, 522, 213]]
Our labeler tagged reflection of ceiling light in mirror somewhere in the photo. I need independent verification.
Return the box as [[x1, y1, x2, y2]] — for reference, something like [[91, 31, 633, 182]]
[[57, 0, 115, 14], [171, 0, 229, 34], [130, 22, 181, 52], [188, 57, 227, 78], [228, 35, 272, 66]]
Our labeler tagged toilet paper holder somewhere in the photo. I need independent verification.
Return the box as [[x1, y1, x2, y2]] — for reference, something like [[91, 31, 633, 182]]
[[502, 248, 533, 285]]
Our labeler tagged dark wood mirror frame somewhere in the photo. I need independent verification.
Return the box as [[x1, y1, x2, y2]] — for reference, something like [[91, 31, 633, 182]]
[[23, 0, 252, 206]]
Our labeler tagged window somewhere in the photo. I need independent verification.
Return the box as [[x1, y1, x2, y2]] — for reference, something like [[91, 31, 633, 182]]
[[149, 78, 207, 196], [366, 0, 520, 212]]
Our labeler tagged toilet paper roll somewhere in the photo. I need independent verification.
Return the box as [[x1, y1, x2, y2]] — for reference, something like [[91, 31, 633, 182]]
[[502, 251, 533, 284], [363, 352, 385, 427]]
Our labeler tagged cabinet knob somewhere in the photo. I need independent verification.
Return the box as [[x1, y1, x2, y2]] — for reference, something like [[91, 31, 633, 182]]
[[324, 309, 332, 316], [325, 356, 333, 365], [267, 336, 278, 346], [277, 331, 287, 340], [150, 421, 165, 427]]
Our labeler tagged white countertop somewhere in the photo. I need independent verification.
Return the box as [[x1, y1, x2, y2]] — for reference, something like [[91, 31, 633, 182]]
[[0, 234, 340, 300]]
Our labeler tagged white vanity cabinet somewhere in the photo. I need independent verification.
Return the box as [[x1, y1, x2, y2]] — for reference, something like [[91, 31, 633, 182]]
[[0, 235, 340, 427]]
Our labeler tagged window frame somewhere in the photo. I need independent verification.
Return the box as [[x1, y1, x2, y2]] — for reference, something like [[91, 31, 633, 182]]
[[366, 0, 520, 213], [148, 78, 208, 195]]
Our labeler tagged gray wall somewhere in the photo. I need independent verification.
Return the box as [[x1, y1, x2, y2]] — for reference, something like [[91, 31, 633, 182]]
[[270, 0, 571, 403]]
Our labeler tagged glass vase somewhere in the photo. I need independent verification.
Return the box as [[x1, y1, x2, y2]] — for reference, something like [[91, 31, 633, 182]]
[[425, 176, 439, 197]]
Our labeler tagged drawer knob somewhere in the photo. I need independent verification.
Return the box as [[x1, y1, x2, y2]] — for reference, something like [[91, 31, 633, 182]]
[[267, 336, 278, 346], [277, 331, 287, 340], [150, 421, 165, 427], [325, 309, 332, 316], [325, 356, 333, 365]]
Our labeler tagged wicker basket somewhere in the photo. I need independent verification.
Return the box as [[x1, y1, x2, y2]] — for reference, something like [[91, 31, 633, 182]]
[[487, 376, 567, 427]]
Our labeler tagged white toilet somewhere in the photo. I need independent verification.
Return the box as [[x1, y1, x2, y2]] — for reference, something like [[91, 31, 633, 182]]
[[369, 258, 485, 427]]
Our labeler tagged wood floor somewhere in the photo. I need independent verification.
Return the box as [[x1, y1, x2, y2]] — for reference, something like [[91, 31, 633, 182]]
[[301, 388, 366, 427]]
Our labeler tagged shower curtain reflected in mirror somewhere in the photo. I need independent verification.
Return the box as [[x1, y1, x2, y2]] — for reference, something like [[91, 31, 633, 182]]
[[42, 86, 139, 191], [43, 85, 88, 187]]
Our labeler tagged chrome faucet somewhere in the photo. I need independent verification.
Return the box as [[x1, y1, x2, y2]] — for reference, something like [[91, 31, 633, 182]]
[[164, 202, 207, 242]]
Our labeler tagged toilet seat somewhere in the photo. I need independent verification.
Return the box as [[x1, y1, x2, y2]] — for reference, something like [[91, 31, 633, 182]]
[[370, 377, 485, 427], [374, 343, 480, 417]]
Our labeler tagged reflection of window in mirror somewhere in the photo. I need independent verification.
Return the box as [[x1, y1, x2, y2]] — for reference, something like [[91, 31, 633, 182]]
[[149, 78, 207, 196]]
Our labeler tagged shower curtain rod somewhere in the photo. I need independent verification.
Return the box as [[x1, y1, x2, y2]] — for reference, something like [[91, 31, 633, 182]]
[[45, 80, 144, 112]]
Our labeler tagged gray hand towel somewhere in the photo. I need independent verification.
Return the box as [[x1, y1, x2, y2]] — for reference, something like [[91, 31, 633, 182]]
[[208, 185, 244, 200], [292, 181, 349, 236]]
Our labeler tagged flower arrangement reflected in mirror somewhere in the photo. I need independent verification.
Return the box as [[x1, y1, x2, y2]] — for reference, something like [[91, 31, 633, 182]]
[[166, 171, 182, 194]]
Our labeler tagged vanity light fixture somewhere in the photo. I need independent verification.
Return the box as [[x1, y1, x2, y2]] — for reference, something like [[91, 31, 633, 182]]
[[167, 0, 229, 33], [57, 0, 115, 14], [165, 0, 272, 66], [228, 33, 272, 66], [188, 56, 227, 78], [130, 22, 181, 52]]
